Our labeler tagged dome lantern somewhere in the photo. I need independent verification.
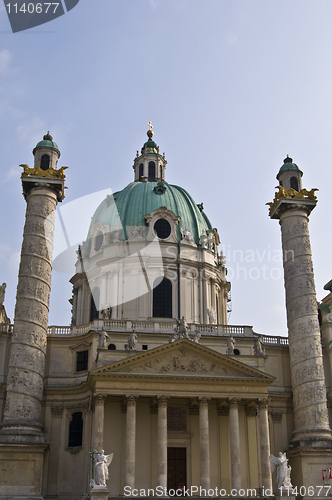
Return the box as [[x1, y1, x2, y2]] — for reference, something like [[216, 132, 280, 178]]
[[32, 131, 61, 171], [133, 123, 167, 182], [276, 155, 303, 191]]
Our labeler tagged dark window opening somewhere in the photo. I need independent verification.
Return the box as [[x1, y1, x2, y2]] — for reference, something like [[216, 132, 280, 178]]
[[94, 231, 103, 251], [90, 288, 100, 322], [234, 348, 240, 355], [142, 345, 148, 350], [40, 154, 50, 171], [148, 161, 156, 181], [290, 176, 299, 191], [154, 219, 171, 239], [108, 343, 116, 350], [69, 412, 83, 447], [318, 309, 322, 327], [76, 350, 88, 372], [139, 163, 144, 179], [153, 277, 172, 318]]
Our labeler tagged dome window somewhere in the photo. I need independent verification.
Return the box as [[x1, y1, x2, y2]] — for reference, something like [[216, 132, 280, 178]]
[[154, 219, 171, 239], [40, 154, 50, 171], [148, 161, 156, 181], [290, 176, 299, 191], [153, 277, 172, 318], [139, 163, 144, 180], [94, 231, 103, 251]]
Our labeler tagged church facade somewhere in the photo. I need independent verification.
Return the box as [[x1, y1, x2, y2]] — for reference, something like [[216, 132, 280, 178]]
[[0, 128, 332, 500]]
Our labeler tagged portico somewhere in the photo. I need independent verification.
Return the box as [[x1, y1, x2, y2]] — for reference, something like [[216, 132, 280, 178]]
[[89, 339, 274, 496]]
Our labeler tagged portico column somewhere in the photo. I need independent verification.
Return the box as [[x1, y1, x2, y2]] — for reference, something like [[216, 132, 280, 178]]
[[198, 397, 210, 490], [125, 395, 138, 489], [157, 396, 169, 489], [257, 398, 273, 491], [93, 394, 106, 452], [228, 398, 241, 491]]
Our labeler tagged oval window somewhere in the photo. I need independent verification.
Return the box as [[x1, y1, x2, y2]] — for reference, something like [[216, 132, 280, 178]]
[[154, 219, 171, 239], [94, 231, 103, 251]]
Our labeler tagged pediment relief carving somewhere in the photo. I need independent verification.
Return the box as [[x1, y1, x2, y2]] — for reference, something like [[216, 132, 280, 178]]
[[124, 347, 244, 375]]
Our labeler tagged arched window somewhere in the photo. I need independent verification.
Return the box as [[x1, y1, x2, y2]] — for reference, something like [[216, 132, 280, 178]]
[[108, 343, 116, 350], [139, 163, 144, 180], [90, 288, 100, 321], [290, 176, 299, 191], [40, 154, 50, 171], [148, 161, 156, 181], [69, 412, 83, 447], [153, 277, 172, 318], [94, 231, 103, 251]]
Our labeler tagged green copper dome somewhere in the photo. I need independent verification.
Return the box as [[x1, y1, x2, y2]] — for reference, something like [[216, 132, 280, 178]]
[[277, 156, 303, 178], [32, 132, 60, 155], [88, 181, 212, 245]]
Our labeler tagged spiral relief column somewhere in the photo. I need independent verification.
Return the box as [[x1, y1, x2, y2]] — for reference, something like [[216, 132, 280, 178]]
[[268, 156, 332, 488], [0, 134, 66, 499]]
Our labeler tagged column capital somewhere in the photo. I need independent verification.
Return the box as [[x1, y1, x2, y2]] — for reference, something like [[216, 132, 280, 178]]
[[270, 411, 283, 422], [256, 397, 270, 409], [157, 395, 170, 406], [217, 403, 229, 417], [228, 397, 241, 408], [94, 394, 106, 405], [198, 396, 211, 408], [125, 394, 139, 407]]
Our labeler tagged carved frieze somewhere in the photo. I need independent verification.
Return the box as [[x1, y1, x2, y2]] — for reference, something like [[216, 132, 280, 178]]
[[123, 347, 245, 376]]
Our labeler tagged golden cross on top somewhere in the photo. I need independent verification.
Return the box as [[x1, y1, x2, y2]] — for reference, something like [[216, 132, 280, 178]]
[[148, 121, 153, 131]]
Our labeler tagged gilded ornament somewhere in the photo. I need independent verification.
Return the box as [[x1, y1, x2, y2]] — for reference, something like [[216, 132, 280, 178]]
[[20, 164, 68, 179], [267, 186, 319, 215]]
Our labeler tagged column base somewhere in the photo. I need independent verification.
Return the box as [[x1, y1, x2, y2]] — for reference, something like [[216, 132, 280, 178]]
[[0, 443, 47, 499], [290, 446, 332, 492], [90, 485, 109, 500]]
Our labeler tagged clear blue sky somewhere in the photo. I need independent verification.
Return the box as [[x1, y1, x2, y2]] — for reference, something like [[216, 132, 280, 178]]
[[1, 0, 331, 336]]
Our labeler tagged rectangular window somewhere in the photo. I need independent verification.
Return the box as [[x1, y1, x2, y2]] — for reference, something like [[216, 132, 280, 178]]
[[76, 350, 88, 372], [142, 345, 148, 351]]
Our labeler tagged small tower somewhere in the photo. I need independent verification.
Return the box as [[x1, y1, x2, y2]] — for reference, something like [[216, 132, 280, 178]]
[[277, 155, 303, 191], [0, 134, 66, 499], [268, 158, 332, 490], [133, 122, 167, 182]]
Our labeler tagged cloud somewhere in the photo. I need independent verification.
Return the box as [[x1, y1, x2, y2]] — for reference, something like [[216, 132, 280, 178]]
[[0, 50, 10, 74]]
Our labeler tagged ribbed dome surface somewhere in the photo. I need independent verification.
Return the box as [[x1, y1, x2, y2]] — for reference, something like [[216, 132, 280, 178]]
[[89, 181, 212, 245]]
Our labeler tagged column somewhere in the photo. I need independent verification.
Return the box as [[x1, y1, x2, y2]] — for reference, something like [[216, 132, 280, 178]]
[[125, 395, 138, 489], [1, 182, 64, 439], [93, 394, 106, 453], [198, 397, 210, 490], [228, 398, 241, 491], [257, 399, 272, 491], [157, 396, 169, 489]]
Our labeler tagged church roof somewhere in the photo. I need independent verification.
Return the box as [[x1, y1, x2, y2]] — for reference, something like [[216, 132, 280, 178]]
[[89, 180, 213, 245]]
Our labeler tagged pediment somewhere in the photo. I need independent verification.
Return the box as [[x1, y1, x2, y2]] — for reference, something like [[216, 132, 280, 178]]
[[93, 339, 274, 381]]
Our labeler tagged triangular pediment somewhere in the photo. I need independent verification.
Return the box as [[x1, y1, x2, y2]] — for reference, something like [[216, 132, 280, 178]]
[[92, 339, 274, 381]]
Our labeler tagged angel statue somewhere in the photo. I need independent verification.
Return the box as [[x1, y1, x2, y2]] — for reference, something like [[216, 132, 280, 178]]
[[270, 452, 292, 489], [94, 450, 113, 487]]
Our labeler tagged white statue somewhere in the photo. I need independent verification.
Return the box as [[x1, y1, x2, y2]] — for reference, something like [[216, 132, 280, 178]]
[[180, 227, 194, 243], [94, 450, 113, 487], [226, 335, 235, 354], [253, 336, 265, 356], [128, 331, 137, 350], [207, 306, 217, 324], [201, 230, 208, 248], [99, 329, 109, 349], [191, 329, 201, 343], [270, 452, 293, 489]]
